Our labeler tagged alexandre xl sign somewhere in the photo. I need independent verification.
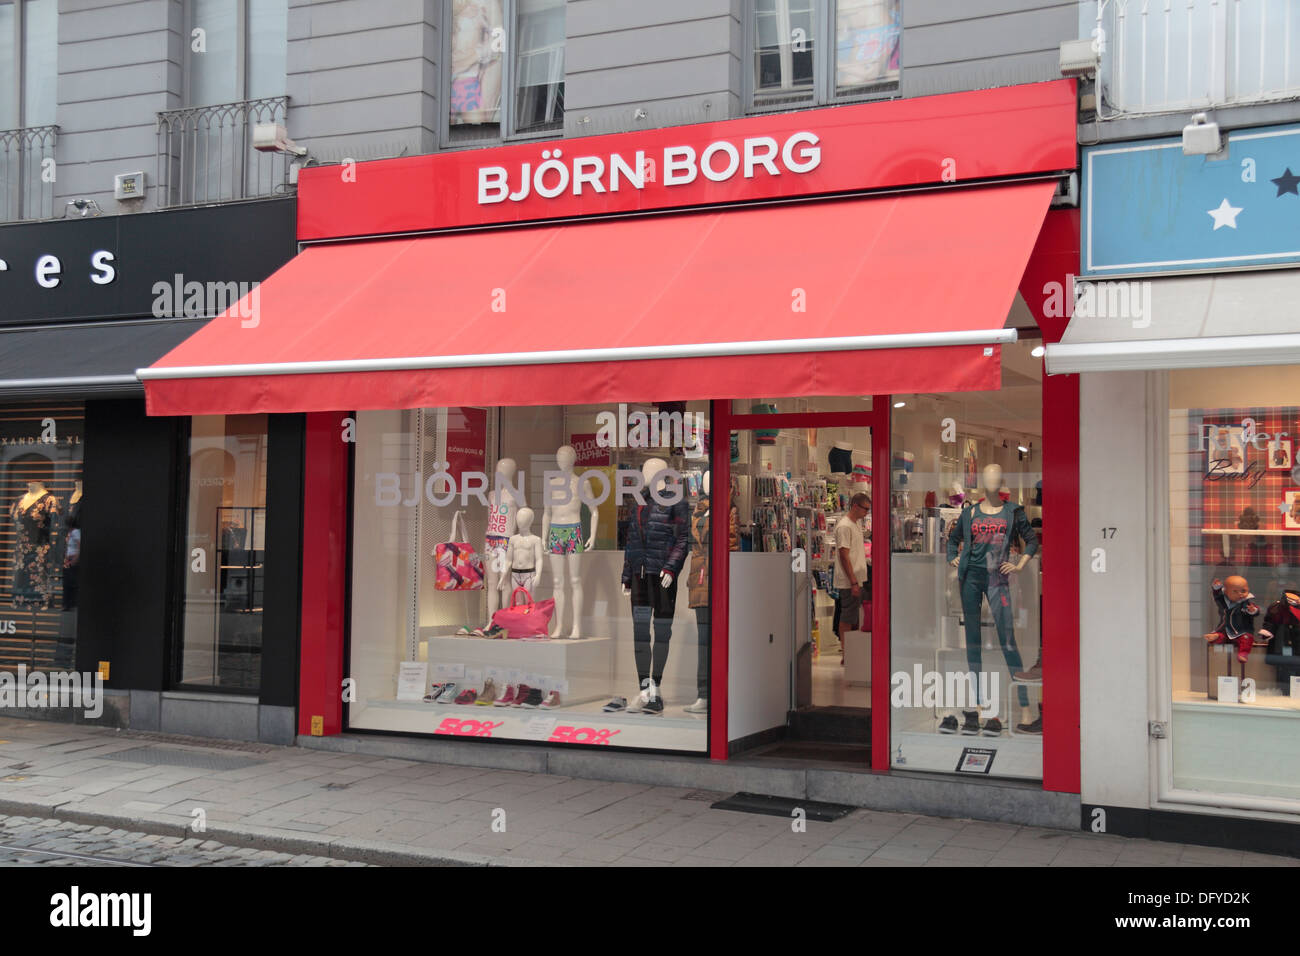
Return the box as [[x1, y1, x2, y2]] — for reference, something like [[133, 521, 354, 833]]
[[297, 80, 1077, 241]]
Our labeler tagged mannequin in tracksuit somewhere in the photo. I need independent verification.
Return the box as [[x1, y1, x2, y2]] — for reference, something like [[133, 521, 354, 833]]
[[621, 458, 690, 713], [947, 464, 1038, 734]]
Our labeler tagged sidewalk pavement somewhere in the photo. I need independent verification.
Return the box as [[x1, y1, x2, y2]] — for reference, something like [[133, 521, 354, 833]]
[[0, 717, 1294, 867]]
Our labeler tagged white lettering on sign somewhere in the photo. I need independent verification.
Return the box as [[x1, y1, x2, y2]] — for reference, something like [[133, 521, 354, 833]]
[[477, 132, 822, 205]]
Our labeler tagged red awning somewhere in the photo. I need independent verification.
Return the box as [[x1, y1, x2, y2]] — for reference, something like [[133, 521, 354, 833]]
[[140, 181, 1055, 416]]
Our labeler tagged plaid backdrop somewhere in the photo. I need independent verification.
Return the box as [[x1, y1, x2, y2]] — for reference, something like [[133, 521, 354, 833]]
[[1187, 406, 1300, 566]]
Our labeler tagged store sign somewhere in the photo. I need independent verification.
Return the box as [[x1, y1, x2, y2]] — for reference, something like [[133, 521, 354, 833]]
[[298, 80, 1076, 240], [477, 131, 822, 205], [0, 199, 295, 327], [1082, 123, 1300, 277]]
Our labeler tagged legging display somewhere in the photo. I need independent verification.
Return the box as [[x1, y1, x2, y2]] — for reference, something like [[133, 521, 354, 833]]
[[631, 572, 678, 685], [694, 607, 709, 699], [961, 566, 1029, 707]]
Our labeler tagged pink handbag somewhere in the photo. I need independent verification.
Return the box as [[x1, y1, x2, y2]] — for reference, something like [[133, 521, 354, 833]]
[[434, 511, 484, 591], [491, 587, 555, 639]]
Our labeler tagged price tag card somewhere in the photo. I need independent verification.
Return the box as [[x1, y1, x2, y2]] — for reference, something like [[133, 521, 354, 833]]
[[396, 662, 429, 701], [1217, 675, 1239, 703], [463, 667, 484, 688], [554, 678, 570, 694], [431, 663, 466, 680], [518, 715, 558, 740], [507, 669, 523, 685]]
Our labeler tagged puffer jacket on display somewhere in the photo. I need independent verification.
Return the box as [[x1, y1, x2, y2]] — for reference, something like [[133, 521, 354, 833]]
[[687, 495, 710, 608], [622, 497, 690, 587]]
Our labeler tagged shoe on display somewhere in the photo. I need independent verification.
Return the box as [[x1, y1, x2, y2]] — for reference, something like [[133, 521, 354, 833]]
[[510, 684, 532, 707], [626, 679, 652, 714], [960, 710, 980, 735], [423, 683, 446, 703], [456, 625, 475, 636], [981, 717, 1002, 737], [483, 624, 507, 639], [1016, 705, 1043, 735], [520, 687, 545, 708], [476, 679, 498, 705], [642, 695, 664, 716], [540, 691, 562, 709], [495, 685, 517, 707], [603, 696, 628, 713], [683, 698, 708, 715], [1012, 665, 1042, 683], [436, 682, 458, 704], [938, 714, 959, 734], [455, 688, 478, 705]]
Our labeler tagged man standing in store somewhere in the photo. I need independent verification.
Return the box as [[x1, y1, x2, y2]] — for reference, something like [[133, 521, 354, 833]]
[[835, 493, 872, 654]]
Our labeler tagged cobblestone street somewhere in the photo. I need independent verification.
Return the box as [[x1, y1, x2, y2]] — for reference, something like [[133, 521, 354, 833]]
[[0, 814, 368, 867]]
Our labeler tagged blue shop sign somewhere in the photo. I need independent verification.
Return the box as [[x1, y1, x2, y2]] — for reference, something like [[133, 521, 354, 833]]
[[1083, 123, 1300, 277]]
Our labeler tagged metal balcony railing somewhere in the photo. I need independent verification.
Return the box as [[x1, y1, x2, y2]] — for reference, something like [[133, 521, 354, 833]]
[[1096, 0, 1300, 118], [155, 96, 291, 208], [0, 125, 58, 222]]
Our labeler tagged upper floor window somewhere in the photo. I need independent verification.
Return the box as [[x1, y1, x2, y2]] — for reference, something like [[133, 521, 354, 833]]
[[0, 0, 57, 130], [1096, 0, 1300, 116], [186, 0, 287, 106], [749, 0, 900, 111], [444, 0, 565, 146]]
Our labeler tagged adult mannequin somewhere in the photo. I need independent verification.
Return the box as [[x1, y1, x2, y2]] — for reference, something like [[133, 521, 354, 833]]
[[63, 481, 83, 612], [506, 507, 544, 594], [619, 458, 689, 714], [946, 463, 1037, 735], [484, 458, 521, 626], [541, 445, 598, 639], [684, 472, 711, 715], [11, 480, 59, 609]]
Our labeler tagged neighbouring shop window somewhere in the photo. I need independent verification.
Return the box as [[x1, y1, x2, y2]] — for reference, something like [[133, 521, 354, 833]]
[[1168, 368, 1300, 801], [750, 0, 900, 111], [175, 415, 269, 691], [446, 0, 565, 145], [889, 340, 1043, 779], [0, 403, 83, 673], [347, 403, 711, 751]]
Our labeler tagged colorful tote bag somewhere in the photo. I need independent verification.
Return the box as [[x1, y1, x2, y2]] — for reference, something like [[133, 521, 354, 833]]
[[490, 587, 556, 638], [434, 511, 484, 591]]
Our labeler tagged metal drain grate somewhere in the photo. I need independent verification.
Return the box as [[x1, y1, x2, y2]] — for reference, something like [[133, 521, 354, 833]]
[[100, 747, 264, 772], [117, 731, 277, 754], [710, 792, 855, 822]]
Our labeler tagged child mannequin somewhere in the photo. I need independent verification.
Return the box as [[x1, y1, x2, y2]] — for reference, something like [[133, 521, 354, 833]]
[[506, 507, 545, 595], [1205, 575, 1261, 663]]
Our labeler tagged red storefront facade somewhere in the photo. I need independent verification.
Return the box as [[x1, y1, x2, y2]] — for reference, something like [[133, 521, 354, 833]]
[[140, 79, 1083, 807]]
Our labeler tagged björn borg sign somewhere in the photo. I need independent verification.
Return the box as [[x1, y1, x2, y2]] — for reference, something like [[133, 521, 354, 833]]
[[477, 132, 822, 205]]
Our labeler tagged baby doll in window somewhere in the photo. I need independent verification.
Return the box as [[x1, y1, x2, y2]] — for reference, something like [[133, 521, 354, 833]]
[[1205, 575, 1262, 663]]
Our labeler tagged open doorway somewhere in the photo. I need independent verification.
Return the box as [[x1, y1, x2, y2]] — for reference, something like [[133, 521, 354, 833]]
[[727, 398, 876, 761]]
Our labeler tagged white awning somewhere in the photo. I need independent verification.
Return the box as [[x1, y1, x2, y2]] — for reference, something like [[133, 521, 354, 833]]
[[1045, 270, 1300, 373]]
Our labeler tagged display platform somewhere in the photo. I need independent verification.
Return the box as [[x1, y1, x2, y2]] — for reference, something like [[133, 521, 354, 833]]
[[351, 694, 707, 750], [419, 629, 613, 706], [892, 729, 1042, 779]]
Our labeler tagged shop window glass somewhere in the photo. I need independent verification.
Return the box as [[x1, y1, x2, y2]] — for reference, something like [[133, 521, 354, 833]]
[[0, 403, 83, 673], [347, 403, 711, 752], [889, 341, 1043, 779], [176, 415, 268, 691], [1168, 368, 1300, 800], [513, 0, 564, 135], [833, 0, 900, 97]]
